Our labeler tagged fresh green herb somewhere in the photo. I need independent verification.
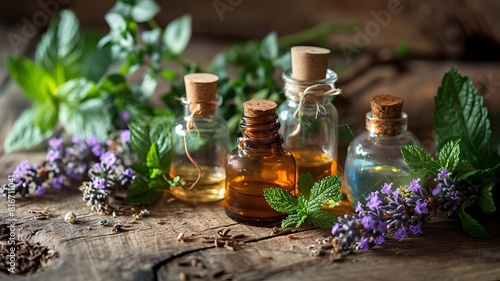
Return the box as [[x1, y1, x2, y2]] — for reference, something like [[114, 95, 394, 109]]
[[126, 116, 179, 204], [264, 174, 342, 229], [402, 68, 498, 239]]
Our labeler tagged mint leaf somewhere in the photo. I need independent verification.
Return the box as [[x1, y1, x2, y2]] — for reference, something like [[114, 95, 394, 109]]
[[260, 32, 278, 60], [263, 188, 297, 213], [281, 211, 306, 229], [5, 107, 54, 152], [307, 209, 337, 229], [130, 0, 160, 22], [307, 175, 342, 213], [478, 183, 496, 214], [35, 10, 83, 82], [146, 142, 161, 168], [458, 200, 491, 238], [129, 116, 153, 160], [125, 176, 164, 205], [59, 98, 111, 141], [163, 14, 192, 56], [456, 162, 500, 181], [434, 68, 492, 169], [6, 56, 55, 103], [402, 145, 434, 177], [34, 100, 58, 133], [437, 139, 460, 173], [297, 172, 314, 199], [56, 78, 100, 103]]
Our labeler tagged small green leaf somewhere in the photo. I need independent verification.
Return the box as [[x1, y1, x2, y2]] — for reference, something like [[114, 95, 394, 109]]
[[259, 32, 278, 60], [130, 162, 149, 176], [297, 172, 314, 199], [263, 188, 297, 213], [146, 142, 161, 168], [56, 78, 99, 102], [281, 211, 306, 229], [5, 107, 54, 152], [478, 183, 496, 214], [307, 209, 337, 229], [6, 56, 56, 103], [437, 139, 461, 173], [34, 100, 58, 133], [130, 0, 160, 22], [402, 145, 434, 177], [141, 28, 161, 46], [134, 70, 158, 98], [458, 200, 491, 238], [125, 176, 164, 205], [308, 175, 342, 213], [163, 14, 192, 56]]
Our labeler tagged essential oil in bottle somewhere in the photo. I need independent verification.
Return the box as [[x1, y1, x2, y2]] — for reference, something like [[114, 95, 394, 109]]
[[169, 73, 228, 202], [224, 99, 296, 227], [344, 94, 420, 206], [278, 46, 340, 184]]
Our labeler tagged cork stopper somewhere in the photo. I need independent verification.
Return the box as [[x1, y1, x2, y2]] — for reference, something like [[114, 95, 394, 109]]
[[291, 46, 330, 81], [367, 95, 407, 136], [184, 73, 219, 116], [243, 99, 277, 117], [370, 95, 404, 119]]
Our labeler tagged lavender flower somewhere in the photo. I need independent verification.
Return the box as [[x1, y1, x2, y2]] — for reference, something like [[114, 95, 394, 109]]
[[434, 169, 462, 216], [120, 130, 130, 144], [48, 137, 64, 150], [51, 175, 65, 189]]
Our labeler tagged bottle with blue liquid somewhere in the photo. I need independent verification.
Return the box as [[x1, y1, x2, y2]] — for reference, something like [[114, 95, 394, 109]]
[[344, 95, 420, 206]]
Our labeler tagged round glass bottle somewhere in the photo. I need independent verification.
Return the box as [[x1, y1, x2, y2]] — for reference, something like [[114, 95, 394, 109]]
[[344, 95, 420, 206], [278, 46, 340, 184], [225, 99, 296, 227], [169, 73, 228, 202]]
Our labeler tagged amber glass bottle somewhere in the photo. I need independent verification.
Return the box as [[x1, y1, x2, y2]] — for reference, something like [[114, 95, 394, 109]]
[[278, 46, 340, 184], [225, 99, 296, 226]]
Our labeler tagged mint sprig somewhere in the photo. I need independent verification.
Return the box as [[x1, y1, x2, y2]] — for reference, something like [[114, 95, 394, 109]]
[[264, 174, 342, 229]]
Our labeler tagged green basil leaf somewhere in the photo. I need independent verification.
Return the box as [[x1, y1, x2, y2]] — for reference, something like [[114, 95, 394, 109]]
[[434, 68, 492, 169], [35, 10, 83, 83], [5, 107, 54, 152], [6, 56, 56, 103], [163, 14, 192, 56], [260, 32, 278, 60]]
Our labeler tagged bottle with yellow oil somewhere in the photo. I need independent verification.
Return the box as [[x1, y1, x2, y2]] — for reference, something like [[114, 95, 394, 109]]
[[278, 46, 341, 185], [169, 73, 228, 202], [344, 94, 420, 206]]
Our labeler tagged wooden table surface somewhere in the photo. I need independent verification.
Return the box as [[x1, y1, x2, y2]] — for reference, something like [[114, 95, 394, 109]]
[[1, 21, 500, 281]]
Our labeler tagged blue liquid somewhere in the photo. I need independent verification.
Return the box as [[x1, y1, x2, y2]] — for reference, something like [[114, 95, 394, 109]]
[[345, 159, 413, 206]]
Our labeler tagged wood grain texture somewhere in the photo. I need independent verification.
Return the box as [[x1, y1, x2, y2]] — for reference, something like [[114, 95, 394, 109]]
[[1, 153, 499, 281]]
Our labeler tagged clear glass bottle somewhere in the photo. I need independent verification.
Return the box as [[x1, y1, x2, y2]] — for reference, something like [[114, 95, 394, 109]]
[[344, 95, 420, 206], [169, 73, 228, 203], [225, 99, 296, 227], [278, 46, 340, 185]]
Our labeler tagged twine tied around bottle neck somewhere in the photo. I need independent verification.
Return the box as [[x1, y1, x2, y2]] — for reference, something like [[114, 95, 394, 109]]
[[177, 97, 219, 191], [284, 83, 341, 137]]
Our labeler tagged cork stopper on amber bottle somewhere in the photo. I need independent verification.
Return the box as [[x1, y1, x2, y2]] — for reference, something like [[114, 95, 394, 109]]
[[291, 46, 330, 81], [243, 99, 277, 117], [367, 94, 406, 136], [184, 73, 219, 117]]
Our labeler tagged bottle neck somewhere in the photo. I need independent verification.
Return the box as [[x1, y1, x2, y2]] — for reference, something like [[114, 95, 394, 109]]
[[365, 111, 408, 137], [282, 69, 338, 105], [238, 113, 283, 149], [181, 96, 221, 118]]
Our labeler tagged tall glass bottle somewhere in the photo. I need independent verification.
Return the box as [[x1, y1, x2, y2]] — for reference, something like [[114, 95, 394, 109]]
[[278, 46, 340, 184], [344, 95, 420, 206], [225, 99, 296, 226], [169, 73, 228, 202]]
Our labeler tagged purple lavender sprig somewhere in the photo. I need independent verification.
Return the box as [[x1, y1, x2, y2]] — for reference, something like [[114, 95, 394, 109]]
[[332, 178, 432, 251], [2, 131, 135, 214]]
